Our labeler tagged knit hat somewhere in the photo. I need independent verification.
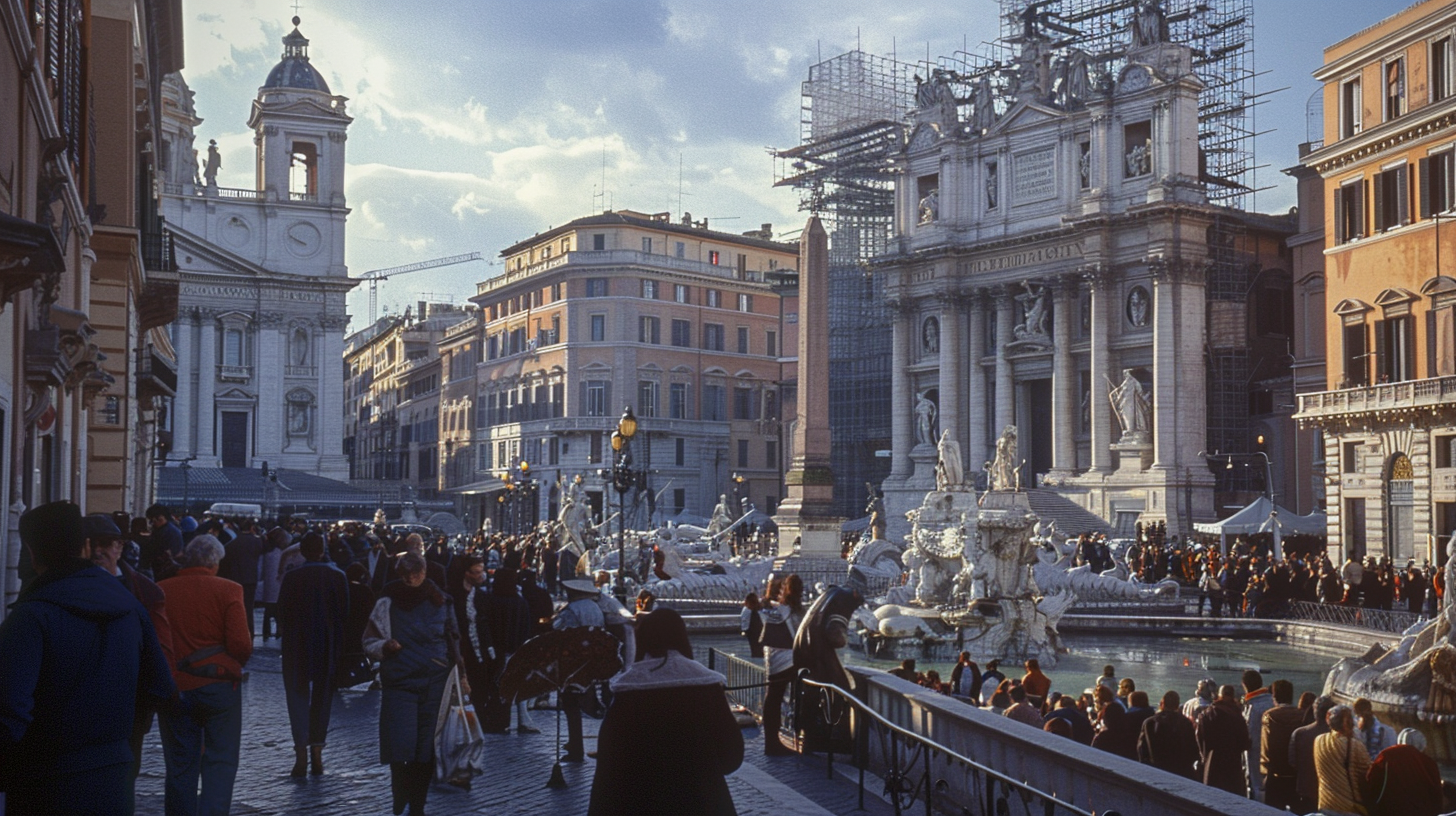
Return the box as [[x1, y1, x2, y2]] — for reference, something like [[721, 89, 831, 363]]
[[19, 501, 85, 567]]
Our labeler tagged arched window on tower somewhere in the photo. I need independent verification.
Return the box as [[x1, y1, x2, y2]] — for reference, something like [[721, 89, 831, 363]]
[[290, 142, 318, 200]]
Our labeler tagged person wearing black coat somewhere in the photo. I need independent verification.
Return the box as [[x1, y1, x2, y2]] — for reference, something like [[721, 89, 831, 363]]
[[218, 523, 265, 637], [338, 564, 377, 688], [1195, 685, 1251, 796], [588, 609, 742, 816], [517, 568, 554, 635], [0, 501, 176, 815], [480, 567, 534, 734], [1138, 690, 1200, 780], [447, 555, 499, 731], [277, 532, 350, 776]]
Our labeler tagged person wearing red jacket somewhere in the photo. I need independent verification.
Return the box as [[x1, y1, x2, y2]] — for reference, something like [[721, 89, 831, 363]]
[[1366, 728, 1445, 816], [158, 534, 254, 816]]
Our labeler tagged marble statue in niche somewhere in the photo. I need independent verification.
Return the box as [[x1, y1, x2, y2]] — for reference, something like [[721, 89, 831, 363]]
[[914, 391, 939, 447], [1108, 369, 1151, 442]]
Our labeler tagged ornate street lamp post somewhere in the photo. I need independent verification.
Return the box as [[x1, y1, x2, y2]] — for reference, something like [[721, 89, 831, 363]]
[[609, 406, 640, 606]]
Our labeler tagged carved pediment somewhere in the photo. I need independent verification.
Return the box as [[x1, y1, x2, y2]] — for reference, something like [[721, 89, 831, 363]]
[[1374, 288, 1418, 307], [985, 100, 1064, 137], [1420, 275, 1456, 297], [907, 123, 941, 153], [1332, 298, 1373, 316]]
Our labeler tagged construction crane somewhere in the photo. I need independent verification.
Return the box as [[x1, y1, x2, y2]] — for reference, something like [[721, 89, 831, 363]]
[[356, 252, 485, 323]]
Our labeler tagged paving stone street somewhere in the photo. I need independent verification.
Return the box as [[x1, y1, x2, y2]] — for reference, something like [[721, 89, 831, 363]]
[[133, 639, 897, 816]]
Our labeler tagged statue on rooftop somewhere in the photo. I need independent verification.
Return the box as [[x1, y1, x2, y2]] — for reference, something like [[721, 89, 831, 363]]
[[203, 139, 221, 188], [1131, 0, 1169, 48]]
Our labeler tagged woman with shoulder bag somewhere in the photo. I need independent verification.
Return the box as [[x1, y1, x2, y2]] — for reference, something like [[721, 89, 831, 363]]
[[759, 574, 803, 756], [364, 553, 467, 816]]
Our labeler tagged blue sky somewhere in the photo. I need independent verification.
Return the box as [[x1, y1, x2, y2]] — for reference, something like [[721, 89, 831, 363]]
[[177, 0, 1422, 325]]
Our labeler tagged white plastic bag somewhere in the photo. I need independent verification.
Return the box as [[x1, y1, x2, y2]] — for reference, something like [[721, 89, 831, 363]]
[[434, 667, 484, 787]]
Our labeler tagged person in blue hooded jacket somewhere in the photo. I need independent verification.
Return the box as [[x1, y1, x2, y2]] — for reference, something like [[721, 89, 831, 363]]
[[0, 500, 176, 815]]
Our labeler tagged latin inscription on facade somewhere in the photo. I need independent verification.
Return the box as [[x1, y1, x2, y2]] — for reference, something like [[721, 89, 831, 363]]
[[181, 283, 326, 303], [960, 241, 1084, 275], [1014, 147, 1057, 203]]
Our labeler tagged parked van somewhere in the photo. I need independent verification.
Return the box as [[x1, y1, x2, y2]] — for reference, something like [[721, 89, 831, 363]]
[[206, 502, 263, 520]]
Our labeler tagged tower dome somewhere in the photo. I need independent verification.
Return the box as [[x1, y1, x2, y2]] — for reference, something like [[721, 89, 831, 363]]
[[263, 17, 330, 93]]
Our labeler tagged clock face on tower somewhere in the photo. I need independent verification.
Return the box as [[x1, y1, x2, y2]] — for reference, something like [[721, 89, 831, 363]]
[[285, 222, 322, 258]]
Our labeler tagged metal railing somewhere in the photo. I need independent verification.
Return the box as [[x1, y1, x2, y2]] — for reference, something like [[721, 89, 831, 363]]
[[1286, 600, 1426, 635], [706, 648, 769, 721], [706, 648, 1104, 816], [795, 672, 1103, 816]]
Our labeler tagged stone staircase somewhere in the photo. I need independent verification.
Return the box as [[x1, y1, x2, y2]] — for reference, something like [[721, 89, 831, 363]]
[[1024, 489, 1114, 536]]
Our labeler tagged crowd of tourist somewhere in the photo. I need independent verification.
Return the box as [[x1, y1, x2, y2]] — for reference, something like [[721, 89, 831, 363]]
[[883, 653, 1452, 815], [1069, 530, 1447, 618], [3, 498, 1453, 816], [0, 501, 648, 816]]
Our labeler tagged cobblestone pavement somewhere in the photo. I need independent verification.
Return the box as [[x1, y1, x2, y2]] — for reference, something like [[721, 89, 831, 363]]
[[135, 640, 898, 816]]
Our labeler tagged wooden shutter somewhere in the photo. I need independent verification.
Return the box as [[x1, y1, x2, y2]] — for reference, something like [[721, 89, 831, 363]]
[[1398, 165, 1411, 225], [1358, 180, 1368, 238], [1438, 306, 1456, 377], [1374, 319, 1388, 382], [1373, 172, 1387, 231], [1421, 159, 1433, 219], [1403, 316, 1416, 380], [1334, 185, 1346, 243]]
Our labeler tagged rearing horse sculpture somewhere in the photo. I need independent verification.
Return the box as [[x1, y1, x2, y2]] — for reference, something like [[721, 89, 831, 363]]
[[792, 586, 864, 753]]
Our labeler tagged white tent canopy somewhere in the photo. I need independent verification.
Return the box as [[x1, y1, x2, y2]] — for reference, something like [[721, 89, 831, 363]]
[[1193, 496, 1327, 558]]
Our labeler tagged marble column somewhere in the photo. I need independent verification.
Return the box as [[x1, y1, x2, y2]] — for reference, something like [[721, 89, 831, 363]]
[[890, 300, 914, 479], [1151, 261, 1176, 471], [256, 317, 282, 464], [938, 292, 963, 452], [319, 317, 349, 478], [1085, 267, 1113, 473], [196, 315, 217, 462], [172, 309, 195, 461], [965, 291, 988, 472], [993, 287, 1015, 436], [1051, 278, 1077, 474]]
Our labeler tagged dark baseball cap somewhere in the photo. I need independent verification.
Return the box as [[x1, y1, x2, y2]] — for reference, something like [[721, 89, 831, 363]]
[[82, 513, 124, 541]]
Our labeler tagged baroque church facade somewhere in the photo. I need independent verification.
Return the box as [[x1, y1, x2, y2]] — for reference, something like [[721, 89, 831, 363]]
[[158, 19, 353, 479], [879, 8, 1293, 538]]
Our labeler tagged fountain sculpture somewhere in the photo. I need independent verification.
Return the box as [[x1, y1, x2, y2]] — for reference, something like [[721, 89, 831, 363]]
[[853, 425, 1180, 667]]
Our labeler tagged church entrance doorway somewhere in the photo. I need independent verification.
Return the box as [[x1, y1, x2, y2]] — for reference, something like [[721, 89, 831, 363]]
[[220, 411, 249, 468], [1022, 379, 1053, 486]]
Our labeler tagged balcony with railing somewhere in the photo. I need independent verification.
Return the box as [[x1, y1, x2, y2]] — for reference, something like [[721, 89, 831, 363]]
[[137, 345, 178, 399], [284, 365, 318, 378], [217, 364, 253, 382], [1296, 375, 1456, 419], [141, 229, 176, 272]]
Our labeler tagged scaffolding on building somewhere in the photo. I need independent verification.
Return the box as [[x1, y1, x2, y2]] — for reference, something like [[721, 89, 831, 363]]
[[772, 51, 913, 515], [771, 1, 1264, 513]]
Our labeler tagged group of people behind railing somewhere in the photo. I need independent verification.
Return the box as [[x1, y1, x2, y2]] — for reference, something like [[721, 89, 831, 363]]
[[1067, 529, 1448, 622], [883, 653, 1452, 815]]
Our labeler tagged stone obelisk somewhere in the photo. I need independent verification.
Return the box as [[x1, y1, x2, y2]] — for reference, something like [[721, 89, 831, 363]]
[[774, 215, 843, 565]]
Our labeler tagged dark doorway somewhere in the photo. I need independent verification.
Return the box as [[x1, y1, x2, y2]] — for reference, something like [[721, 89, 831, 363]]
[[1345, 497, 1367, 562], [220, 411, 249, 468], [1025, 379, 1053, 485], [1436, 502, 1456, 567]]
